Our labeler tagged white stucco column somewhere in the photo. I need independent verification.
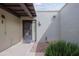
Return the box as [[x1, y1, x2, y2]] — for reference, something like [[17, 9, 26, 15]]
[[32, 20, 36, 42]]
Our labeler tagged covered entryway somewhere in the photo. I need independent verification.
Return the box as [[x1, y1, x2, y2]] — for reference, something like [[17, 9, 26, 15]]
[[0, 3, 36, 53]]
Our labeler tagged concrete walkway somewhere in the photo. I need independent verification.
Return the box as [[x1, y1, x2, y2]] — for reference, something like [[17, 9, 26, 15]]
[[0, 41, 35, 56]]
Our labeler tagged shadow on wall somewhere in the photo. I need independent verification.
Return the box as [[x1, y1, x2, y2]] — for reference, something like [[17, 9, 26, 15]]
[[38, 18, 59, 43], [38, 14, 60, 43]]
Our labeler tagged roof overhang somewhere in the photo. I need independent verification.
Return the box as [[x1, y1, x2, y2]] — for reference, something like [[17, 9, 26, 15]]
[[0, 3, 36, 17]]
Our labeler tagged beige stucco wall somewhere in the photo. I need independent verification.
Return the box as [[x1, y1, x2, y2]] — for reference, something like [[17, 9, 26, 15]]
[[0, 8, 21, 52], [0, 8, 36, 52]]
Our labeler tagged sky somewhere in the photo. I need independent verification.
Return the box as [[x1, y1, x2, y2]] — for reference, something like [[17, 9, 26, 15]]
[[34, 3, 65, 11]]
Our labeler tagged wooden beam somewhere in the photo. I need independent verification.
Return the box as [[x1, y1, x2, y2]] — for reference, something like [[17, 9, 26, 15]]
[[12, 9, 24, 11], [19, 3, 32, 17], [17, 14, 29, 16], [4, 5, 20, 7], [0, 4, 19, 17], [25, 3, 33, 6]]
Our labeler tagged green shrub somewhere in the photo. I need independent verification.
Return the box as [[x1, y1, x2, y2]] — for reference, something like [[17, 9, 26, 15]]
[[45, 40, 79, 56]]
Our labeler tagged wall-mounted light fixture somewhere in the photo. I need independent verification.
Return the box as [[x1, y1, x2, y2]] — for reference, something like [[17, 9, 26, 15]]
[[1, 15, 5, 19], [1, 15, 5, 24], [51, 15, 56, 22], [38, 21, 41, 26], [53, 15, 56, 19]]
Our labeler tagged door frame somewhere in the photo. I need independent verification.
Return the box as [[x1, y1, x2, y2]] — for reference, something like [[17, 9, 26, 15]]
[[22, 20, 32, 39], [22, 20, 37, 42]]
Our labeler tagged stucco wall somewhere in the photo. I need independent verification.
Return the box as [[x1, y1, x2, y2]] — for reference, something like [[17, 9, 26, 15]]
[[0, 8, 21, 52], [36, 11, 59, 42], [60, 3, 79, 43], [36, 3, 79, 43]]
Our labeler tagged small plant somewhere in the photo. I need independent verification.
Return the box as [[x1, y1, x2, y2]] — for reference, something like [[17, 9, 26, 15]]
[[45, 40, 79, 56]]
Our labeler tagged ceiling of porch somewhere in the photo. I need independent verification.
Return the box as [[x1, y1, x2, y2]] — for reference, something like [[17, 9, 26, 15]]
[[0, 3, 36, 17]]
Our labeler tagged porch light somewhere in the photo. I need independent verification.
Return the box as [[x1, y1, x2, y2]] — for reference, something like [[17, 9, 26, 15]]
[[53, 15, 56, 18], [38, 21, 41, 26]]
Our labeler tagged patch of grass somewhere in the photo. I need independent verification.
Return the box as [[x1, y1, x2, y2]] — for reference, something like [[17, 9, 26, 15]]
[[45, 40, 79, 56]]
